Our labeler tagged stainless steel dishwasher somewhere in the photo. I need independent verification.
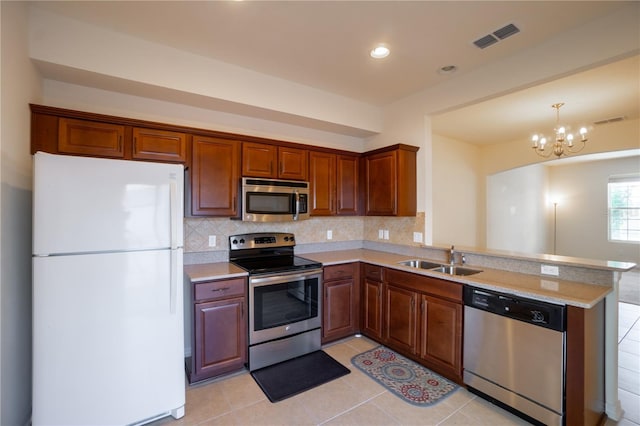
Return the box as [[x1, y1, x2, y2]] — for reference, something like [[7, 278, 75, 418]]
[[463, 286, 566, 426]]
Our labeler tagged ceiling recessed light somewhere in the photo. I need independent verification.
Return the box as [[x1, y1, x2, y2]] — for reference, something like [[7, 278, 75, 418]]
[[438, 65, 458, 75], [370, 45, 390, 59]]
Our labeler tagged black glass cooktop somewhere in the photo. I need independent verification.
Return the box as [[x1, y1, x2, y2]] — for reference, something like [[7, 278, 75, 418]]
[[231, 255, 322, 275]]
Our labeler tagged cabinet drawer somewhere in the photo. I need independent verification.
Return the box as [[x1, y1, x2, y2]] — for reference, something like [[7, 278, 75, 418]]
[[324, 263, 356, 281], [194, 278, 246, 302], [363, 263, 384, 281], [386, 269, 462, 302]]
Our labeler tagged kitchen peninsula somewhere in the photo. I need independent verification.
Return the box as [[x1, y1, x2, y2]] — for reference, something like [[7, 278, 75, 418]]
[[185, 244, 633, 426]]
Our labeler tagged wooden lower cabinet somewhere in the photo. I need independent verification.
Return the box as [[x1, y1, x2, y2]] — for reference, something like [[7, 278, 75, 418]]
[[418, 294, 462, 381], [361, 264, 384, 341], [364, 266, 463, 384], [188, 277, 247, 383], [322, 263, 359, 343], [384, 284, 418, 354]]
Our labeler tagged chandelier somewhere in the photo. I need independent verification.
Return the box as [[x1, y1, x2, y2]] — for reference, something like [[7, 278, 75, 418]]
[[531, 102, 588, 158]]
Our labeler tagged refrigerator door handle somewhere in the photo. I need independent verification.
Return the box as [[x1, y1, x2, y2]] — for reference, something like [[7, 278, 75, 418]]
[[170, 249, 177, 314], [169, 177, 179, 250]]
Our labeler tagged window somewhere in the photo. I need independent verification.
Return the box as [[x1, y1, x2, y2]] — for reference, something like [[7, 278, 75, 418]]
[[608, 174, 640, 242]]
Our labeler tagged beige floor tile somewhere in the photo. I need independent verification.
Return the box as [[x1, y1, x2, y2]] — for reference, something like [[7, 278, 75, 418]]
[[369, 391, 458, 425], [341, 368, 388, 400], [322, 341, 362, 365], [448, 397, 530, 425], [220, 372, 267, 410], [155, 380, 232, 426], [619, 388, 640, 424], [344, 335, 378, 353], [292, 375, 375, 424], [325, 401, 400, 425], [227, 397, 316, 426]]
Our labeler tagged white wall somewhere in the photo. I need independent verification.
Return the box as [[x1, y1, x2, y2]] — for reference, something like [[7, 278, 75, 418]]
[[485, 155, 640, 264], [432, 134, 481, 248], [1, 2, 42, 424], [549, 155, 640, 264], [42, 80, 367, 153], [486, 164, 549, 254], [28, 6, 381, 140]]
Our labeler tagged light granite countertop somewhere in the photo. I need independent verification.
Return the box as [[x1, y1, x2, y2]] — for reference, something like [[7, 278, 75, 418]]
[[184, 248, 613, 309]]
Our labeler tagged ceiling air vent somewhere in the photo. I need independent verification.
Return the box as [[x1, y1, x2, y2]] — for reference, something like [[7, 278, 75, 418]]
[[594, 116, 626, 125], [473, 34, 499, 49], [473, 23, 520, 49], [493, 23, 520, 40]]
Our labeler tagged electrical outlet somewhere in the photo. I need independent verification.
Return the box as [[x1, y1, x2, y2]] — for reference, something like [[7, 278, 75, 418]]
[[383, 230, 389, 240], [208, 235, 217, 247], [378, 229, 384, 239], [541, 264, 559, 276], [326, 230, 333, 240], [413, 232, 423, 243]]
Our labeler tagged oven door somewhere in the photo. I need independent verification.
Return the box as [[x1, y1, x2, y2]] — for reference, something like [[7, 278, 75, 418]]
[[248, 270, 322, 345]]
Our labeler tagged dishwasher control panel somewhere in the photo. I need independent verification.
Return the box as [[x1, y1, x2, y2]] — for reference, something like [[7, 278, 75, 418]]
[[464, 286, 566, 332]]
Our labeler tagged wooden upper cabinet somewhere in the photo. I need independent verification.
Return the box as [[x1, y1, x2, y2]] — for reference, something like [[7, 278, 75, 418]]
[[242, 142, 277, 178], [242, 142, 308, 180], [365, 144, 418, 216], [309, 151, 336, 215], [278, 146, 308, 180], [336, 155, 359, 215], [58, 117, 125, 158], [132, 127, 187, 163], [309, 152, 358, 216], [191, 136, 240, 217]]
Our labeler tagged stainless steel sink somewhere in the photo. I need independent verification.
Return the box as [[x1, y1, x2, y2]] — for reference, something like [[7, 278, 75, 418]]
[[431, 265, 483, 276], [398, 259, 443, 269]]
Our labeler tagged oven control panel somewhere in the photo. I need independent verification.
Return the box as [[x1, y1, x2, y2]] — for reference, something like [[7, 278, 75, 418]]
[[229, 232, 296, 250]]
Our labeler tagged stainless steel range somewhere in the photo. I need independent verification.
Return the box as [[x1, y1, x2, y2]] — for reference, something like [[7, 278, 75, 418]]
[[229, 232, 323, 371]]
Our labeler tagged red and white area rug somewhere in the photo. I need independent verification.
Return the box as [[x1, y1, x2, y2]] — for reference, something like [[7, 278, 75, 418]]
[[351, 346, 459, 406]]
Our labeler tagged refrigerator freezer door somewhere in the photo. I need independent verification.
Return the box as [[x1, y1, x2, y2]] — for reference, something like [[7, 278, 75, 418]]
[[32, 249, 185, 425], [33, 152, 184, 255]]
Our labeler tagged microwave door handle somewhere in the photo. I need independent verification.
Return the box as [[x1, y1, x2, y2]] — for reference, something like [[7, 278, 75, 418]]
[[293, 190, 300, 221]]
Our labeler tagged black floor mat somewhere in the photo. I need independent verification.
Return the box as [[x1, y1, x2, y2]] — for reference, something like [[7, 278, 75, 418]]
[[251, 350, 350, 402]]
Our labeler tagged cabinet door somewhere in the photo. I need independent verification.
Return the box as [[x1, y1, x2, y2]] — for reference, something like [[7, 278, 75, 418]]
[[309, 151, 336, 215], [336, 155, 359, 215], [323, 278, 356, 342], [58, 117, 125, 158], [279, 146, 308, 180], [365, 150, 397, 215], [364, 145, 417, 216], [132, 127, 187, 163], [385, 285, 418, 354], [242, 142, 277, 178], [419, 294, 462, 380], [362, 278, 383, 341], [191, 136, 240, 216], [193, 297, 246, 381]]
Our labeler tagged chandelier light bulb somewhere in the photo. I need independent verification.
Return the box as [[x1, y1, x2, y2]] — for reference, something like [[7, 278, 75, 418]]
[[567, 133, 574, 147], [531, 102, 589, 158]]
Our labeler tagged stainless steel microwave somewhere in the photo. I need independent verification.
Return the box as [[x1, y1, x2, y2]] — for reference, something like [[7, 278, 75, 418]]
[[241, 177, 310, 222]]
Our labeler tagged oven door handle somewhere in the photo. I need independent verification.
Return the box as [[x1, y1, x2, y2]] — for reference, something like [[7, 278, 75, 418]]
[[250, 269, 322, 286]]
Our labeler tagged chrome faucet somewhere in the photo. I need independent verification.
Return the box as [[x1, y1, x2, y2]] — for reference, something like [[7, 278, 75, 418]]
[[449, 245, 455, 265]]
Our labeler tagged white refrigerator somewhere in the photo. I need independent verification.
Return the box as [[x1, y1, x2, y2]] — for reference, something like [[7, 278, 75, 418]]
[[32, 152, 186, 425]]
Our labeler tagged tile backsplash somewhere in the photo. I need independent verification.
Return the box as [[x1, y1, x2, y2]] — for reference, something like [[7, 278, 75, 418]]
[[184, 212, 425, 264]]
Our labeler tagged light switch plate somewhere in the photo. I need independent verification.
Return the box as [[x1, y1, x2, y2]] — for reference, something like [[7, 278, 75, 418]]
[[378, 229, 384, 239], [208, 235, 217, 247], [383, 230, 389, 240], [413, 232, 423, 243], [327, 230, 333, 240]]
